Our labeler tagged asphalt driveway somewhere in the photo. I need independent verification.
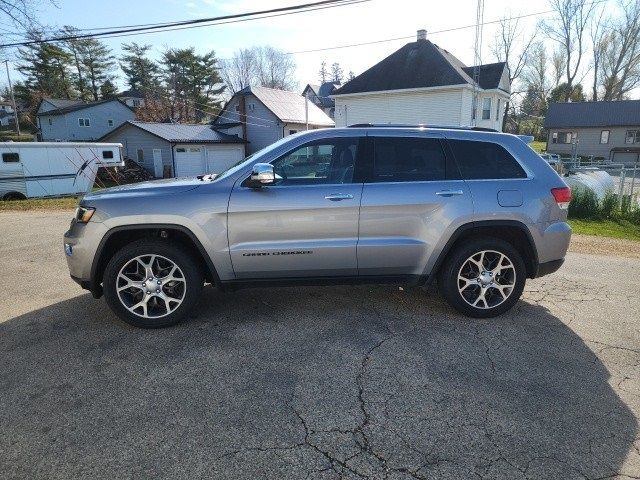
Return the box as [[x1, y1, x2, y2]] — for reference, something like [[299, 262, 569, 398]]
[[1, 211, 639, 479]]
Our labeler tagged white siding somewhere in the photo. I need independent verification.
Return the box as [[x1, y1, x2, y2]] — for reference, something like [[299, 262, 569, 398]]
[[334, 87, 508, 131], [334, 88, 464, 127]]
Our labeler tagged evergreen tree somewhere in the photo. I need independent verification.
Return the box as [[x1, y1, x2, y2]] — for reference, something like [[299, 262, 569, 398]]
[[99, 80, 117, 99], [120, 43, 160, 91], [549, 83, 586, 103], [347, 71, 355, 82], [81, 39, 116, 100], [330, 62, 343, 83], [17, 31, 74, 99], [318, 61, 328, 83]]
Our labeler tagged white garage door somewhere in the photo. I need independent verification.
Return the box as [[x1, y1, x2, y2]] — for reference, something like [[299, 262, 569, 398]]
[[174, 146, 205, 177], [205, 146, 245, 173]]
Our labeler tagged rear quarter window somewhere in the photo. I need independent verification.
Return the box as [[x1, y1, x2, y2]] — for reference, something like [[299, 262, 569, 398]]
[[448, 139, 527, 179]]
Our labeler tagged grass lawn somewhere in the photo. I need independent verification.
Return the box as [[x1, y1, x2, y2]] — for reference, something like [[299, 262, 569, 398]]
[[529, 141, 546, 153], [0, 132, 35, 142], [0, 196, 79, 212], [569, 219, 640, 241]]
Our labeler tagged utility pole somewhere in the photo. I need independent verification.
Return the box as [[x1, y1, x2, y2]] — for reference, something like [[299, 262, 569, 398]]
[[4, 60, 21, 135], [304, 90, 309, 131]]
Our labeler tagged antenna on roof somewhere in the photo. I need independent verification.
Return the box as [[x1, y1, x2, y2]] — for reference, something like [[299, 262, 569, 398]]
[[471, 0, 485, 127]]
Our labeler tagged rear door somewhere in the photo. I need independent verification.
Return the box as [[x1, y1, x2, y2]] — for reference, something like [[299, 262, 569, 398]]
[[227, 136, 363, 279], [357, 133, 474, 276]]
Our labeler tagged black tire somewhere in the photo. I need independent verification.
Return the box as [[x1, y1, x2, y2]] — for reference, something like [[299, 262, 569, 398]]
[[438, 237, 526, 318], [103, 239, 204, 328], [3, 192, 26, 201]]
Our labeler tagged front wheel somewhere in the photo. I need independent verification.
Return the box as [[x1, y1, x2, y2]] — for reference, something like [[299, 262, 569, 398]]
[[103, 239, 204, 328], [438, 237, 526, 318]]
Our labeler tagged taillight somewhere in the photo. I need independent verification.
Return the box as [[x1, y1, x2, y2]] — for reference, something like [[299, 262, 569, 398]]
[[551, 187, 571, 210]]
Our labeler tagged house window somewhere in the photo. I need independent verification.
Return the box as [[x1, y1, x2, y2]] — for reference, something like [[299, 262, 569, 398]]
[[48, 118, 52, 126], [235, 104, 240, 112], [176, 148, 186, 152], [107, 119, 114, 127], [557, 131, 576, 144], [136, 149, 144, 163], [78, 118, 90, 127], [248, 103, 255, 111], [471, 98, 477, 120], [289, 130, 298, 135], [2, 152, 19, 163], [496, 99, 501, 121], [600, 130, 610, 144], [102, 150, 114, 159], [626, 130, 639, 144], [132, 99, 141, 107], [552, 132, 558, 144], [482, 97, 492, 120]]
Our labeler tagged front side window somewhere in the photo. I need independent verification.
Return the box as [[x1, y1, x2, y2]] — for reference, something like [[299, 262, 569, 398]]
[[371, 137, 447, 182], [600, 130, 610, 144], [482, 97, 492, 120], [448, 139, 527, 180], [2, 152, 19, 163], [270, 138, 358, 185]]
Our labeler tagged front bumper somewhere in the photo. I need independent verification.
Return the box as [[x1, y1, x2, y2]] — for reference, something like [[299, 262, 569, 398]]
[[64, 219, 108, 294], [534, 258, 565, 278]]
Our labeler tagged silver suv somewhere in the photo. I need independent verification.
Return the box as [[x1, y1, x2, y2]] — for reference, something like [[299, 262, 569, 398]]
[[64, 126, 572, 328]]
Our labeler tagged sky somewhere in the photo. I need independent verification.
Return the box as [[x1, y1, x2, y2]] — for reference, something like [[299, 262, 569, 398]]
[[0, 0, 622, 97]]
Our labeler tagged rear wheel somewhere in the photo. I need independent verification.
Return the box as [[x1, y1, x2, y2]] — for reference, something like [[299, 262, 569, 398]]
[[438, 237, 526, 318], [103, 239, 204, 328]]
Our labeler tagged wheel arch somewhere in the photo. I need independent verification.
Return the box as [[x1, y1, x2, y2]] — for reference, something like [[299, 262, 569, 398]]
[[90, 224, 221, 298], [2, 191, 27, 200], [427, 220, 539, 282]]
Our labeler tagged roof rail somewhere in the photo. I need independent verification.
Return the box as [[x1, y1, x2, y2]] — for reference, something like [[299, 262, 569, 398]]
[[346, 123, 498, 132]]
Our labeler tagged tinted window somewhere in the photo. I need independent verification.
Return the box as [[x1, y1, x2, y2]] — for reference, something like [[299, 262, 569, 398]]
[[448, 140, 527, 180], [270, 138, 358, 185], [371, 137, 447, 182], [2, 152, 19, 163]]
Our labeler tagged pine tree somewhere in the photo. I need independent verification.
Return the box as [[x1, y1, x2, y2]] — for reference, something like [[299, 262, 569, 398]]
[[330, 62, 343, 83], [347, 71, 355, 82], [99, 80, 117, 99], [318, 61, 328, 83], [81, 39, 116, 100], [120, 43, 160, 91]]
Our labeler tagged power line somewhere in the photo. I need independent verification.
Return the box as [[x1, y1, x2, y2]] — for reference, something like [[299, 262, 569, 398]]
[[0, 0, 371, 48]]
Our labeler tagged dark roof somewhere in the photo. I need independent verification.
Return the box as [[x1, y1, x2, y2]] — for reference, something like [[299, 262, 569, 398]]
[[303, 82, 340, 108], [333, 39, 507, 96], [37, 98, 133, 116], [544, 101, 640, 128], [43, 98, 84, 109], [461, 62, 507, 90], [102, 121, 244, 144], [118, 89, 144, 98]]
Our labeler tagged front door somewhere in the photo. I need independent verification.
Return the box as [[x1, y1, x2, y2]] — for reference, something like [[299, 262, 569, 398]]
[[228, 137, 363, 279], [357, 134, 474, 276], [152, 149, 163, 178]]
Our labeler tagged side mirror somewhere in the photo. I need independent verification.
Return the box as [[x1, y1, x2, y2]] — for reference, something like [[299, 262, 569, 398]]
[[249, 163, 276, 186]]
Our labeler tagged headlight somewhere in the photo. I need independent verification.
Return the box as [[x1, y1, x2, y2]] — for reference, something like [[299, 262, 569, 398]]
[[74, 206, 95, 223]]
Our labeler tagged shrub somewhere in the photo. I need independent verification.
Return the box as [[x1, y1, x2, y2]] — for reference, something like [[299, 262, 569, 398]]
[[568, 188, 640, 225], [569, 188, 599, 219]]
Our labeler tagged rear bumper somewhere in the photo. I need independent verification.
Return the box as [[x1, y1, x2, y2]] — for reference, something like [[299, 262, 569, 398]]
[[534, 258, 564, 278]]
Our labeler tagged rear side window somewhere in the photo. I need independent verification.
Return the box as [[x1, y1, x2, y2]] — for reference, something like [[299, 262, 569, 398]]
[[448, 139, 527, 179], [371, 137, 447, 182], [2, 152, 19, 163]]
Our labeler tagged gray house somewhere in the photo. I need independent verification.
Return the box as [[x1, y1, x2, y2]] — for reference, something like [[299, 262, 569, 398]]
[[100, 121, 245, 178], [545, 100, 640, 165], [36, 98, 135, 141], [302, 81, 341, 119], [214, 85, 335, 155]]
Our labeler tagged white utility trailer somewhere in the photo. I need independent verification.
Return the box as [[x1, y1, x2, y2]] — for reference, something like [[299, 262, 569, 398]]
[[0, 142, 123, 200]]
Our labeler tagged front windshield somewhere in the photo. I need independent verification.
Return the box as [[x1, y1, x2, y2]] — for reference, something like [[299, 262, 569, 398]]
[[215, 135, 295, 181]]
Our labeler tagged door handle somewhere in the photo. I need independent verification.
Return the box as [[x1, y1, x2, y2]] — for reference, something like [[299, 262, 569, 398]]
[[435, 189, 464, 197], [325, 193, 354, 201]]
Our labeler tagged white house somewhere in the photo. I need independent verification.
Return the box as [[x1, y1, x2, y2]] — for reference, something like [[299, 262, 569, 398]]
[[214, 85, 335, 155], [332, 30, 511, 131]]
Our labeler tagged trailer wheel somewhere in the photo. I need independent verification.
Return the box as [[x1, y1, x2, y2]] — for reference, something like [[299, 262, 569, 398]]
[[2, 192, 26, 201]]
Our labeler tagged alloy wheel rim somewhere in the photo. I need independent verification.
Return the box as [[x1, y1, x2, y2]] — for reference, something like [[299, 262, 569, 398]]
[[457, 250, 516, 310], [116, 254, 186, 319]]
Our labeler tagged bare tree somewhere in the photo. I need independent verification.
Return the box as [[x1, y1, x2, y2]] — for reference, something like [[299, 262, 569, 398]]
[[599, 0, 640, 100], [219, 48, 257, 94], [543, 0, 597, 101], [255, 46, 297, 91], [589, 7, 609, 101], [220, 46, 296, 93], [0, 0, 51, 29], [490, 15, 537, 86]]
